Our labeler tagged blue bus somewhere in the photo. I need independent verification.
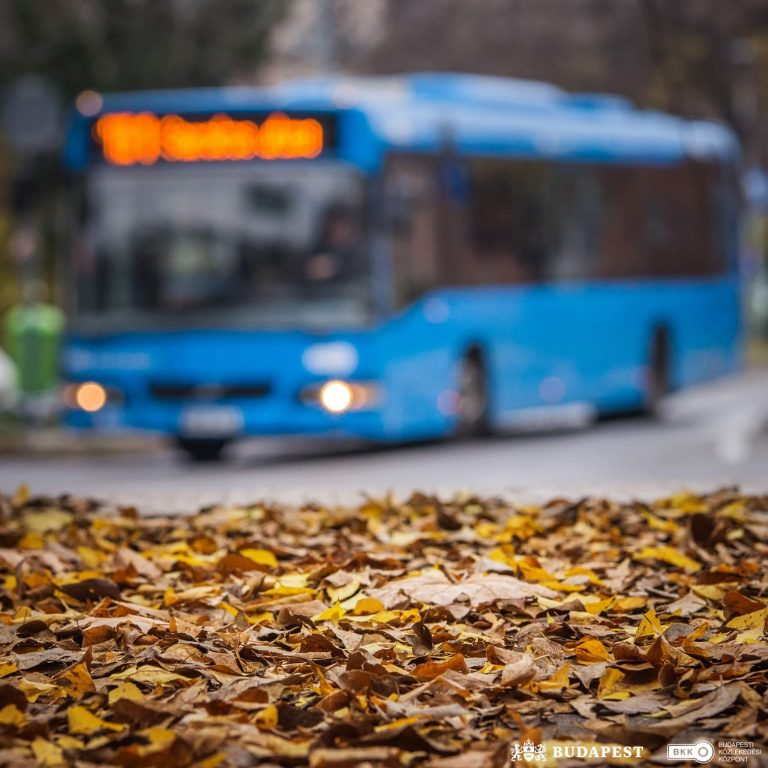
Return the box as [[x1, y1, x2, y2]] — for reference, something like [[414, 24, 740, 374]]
[[61, 74, 742, 459]]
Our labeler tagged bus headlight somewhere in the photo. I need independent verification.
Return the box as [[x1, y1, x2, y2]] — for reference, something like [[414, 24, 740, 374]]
[[319, 380, 354, 413], [63, 381, 117, 413], [302, 380, 381, 414]]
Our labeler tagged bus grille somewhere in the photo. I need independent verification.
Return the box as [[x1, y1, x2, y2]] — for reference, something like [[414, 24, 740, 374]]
[[149, 382, 271, 401]]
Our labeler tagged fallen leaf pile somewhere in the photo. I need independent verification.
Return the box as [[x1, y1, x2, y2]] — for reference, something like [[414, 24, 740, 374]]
[[0, 488, 766, 767]]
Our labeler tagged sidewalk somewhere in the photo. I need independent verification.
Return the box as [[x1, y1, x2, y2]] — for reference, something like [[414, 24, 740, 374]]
[[662, 365, 768, 463], [0, 419, 163, 457]]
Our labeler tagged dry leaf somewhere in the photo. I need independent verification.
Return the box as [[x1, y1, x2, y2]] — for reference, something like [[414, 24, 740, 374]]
[[0, 489, 764, 765]]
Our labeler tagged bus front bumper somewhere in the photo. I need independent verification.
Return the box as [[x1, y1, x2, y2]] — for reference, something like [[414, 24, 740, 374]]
[[63, 384, 402, 442]]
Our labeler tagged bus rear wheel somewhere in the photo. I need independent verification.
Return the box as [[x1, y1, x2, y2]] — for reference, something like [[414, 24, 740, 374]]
[[175, 437, 229, 462], [456, 353, 490, 438]]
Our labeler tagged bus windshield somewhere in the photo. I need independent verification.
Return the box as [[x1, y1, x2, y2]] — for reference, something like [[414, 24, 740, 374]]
[[75, 163, 370, 329]]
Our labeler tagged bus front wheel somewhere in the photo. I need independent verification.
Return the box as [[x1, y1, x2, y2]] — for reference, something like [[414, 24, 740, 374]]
[[456, 352, 490, 438], [175, 436, 230, 462]]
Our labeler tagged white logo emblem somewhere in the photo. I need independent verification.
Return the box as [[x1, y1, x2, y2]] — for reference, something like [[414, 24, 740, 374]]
[[509, 739, 547, 762], [667, 741, 715, 764]]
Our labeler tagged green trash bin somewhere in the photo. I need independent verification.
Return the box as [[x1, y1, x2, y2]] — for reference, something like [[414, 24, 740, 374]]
[[4, 300, 64, 395]]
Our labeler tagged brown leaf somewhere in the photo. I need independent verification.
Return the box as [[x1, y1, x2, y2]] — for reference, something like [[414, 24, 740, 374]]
[[371, 571, 557, 609], [500, 654, 537, 686], [722, 590, 766, 620], [59, 577, 121, 602], [414, 653, 469, 680]]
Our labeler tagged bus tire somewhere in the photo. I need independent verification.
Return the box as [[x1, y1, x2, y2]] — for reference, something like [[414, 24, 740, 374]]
[[456, 351, 490, 438], [175, 437, 229, 462], [644, 328, 671, 416]]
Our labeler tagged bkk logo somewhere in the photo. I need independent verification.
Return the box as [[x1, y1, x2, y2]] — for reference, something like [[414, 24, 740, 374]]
[[667, 741, 715, 763]]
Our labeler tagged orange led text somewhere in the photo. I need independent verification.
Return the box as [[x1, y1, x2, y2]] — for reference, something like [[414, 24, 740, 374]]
[[94, 112, 325, 165]]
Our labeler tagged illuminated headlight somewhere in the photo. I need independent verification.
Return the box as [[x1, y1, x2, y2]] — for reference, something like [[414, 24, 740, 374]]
[[301, 380, 381, 414], [319, 380, 353, 413], [63, 381, 121, 413]]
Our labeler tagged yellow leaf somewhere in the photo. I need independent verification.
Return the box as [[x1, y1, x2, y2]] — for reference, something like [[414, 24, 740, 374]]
[[517, 561, 558, 583], [351, 597, 385, 615], [76, 546, 104, 568], [635, 609, 667, 640], [138, 727, 176, 753], [562, 566, 604, 586], [262, 573, 314, 597], [663, 492, 707, 515], [220, 601, 240, 617], [22, 509, 72, 533], [18, 532, 45, 549], [313, 604, 346, 624], [328, 580, 360, 604], [475, 521, 499, 539], [535, 663, 570, 692], [692, 584, 727, 601], [0, 704, 25, 727], [719, 501, 747, 522], [346, 608, 416, 625], [13, 484, 29, 504], [726, 606, 768, 631], [499, 515, 540, 540], [56, 736, 85, 750], [375, 716, 420, 732], [56, 662, 95, 699], [735, 627, 764, 644], [601, 690, 631, 701], [584, 598, 614, 616], [314, 667, 335, 696], [67, 705, 125, 734], [597, 668, 624, 698], [613, 596, 647, 611], [641, 511, 678, 533], [19, 679, 58, 703], [255, 704, 279, 729], [239, 548, 278, 568], [108, 682, 144, 705], [573, 637, 610, 664], [488, 546, 515, 566], [634, 546, 700, 572], [245, 611, 273, 625], [0, 661, 17, 678], [32, 739, 65, 767]]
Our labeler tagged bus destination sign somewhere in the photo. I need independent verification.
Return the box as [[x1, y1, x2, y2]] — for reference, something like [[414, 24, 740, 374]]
[[92, 111, 334, 166]]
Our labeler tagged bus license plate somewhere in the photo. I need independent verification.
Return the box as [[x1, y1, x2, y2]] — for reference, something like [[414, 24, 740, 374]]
[[180, 406, 243, 437]]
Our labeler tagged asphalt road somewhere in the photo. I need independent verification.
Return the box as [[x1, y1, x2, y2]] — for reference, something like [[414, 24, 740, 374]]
[[1, 369, 767, 512]]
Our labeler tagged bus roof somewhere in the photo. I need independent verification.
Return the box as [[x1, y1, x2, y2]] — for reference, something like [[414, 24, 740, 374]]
[[67, 73, 739, 169]]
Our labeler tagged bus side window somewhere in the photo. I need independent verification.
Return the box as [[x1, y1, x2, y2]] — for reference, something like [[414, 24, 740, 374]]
[[384, 155, 442, 308], [466, 159, 549, 285], [598, 161, 722, 279], [597, 166, 645, 278], [547, 165, 603, 282], [714, 160, 741, 274]]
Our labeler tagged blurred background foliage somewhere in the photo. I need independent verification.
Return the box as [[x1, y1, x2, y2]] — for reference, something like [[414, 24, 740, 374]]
[[0, 0, 285, 97], [1, 0, 768, 319]]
